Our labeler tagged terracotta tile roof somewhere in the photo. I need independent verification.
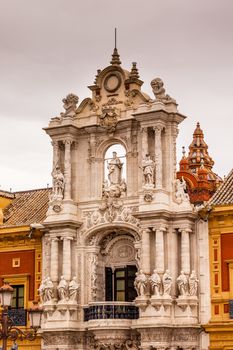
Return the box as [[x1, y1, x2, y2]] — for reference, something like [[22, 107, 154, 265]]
[[2, 188, 51, 227], [209, 169, 233, 206], [0, 190, 15, 200]]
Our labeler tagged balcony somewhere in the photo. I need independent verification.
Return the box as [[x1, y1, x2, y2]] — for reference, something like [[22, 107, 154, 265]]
[[8, 308, 27, 326], [84, 302, 139, 321]]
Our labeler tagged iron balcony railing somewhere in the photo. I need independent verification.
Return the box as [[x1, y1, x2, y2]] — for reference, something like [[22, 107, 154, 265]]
[[8, 308, 27, 326], [84, 302, 139, 321]]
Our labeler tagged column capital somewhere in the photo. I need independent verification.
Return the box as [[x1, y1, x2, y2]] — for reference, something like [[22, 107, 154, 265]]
[[153, 226, 167, 232], [51, 140, 59, 147], [141, 126, 148, 133], [60, 236, 74, 241], [142, 227, 151, 234], [50, 236, 59, 242], [153, 124, 163, 133], [179, 227, 192, 234], [63, 138, 74, 146]]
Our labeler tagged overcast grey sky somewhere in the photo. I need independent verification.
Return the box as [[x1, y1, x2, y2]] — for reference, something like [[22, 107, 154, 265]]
[[0, 0, 232, 191]]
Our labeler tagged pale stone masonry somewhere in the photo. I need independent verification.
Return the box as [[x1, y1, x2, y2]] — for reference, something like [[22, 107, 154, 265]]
[[39, 49, 210, 349]]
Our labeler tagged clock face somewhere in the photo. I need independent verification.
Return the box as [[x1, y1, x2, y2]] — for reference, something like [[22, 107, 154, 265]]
[[104, 73, 121, 92]]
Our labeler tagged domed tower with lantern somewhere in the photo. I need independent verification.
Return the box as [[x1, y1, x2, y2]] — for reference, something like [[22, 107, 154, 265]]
[[177, 122, 222, 205]]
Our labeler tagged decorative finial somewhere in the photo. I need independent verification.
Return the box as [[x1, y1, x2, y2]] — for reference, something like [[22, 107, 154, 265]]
[[94, 69, 101, 84], [110, 28, 121, 65], [129, 62, 140, 79], [182, 146, 186, 157], [200, 158, 204, 168], [115, 28, 117, 49]]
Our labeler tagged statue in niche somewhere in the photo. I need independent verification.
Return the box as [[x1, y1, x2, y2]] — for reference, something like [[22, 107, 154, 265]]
[[57, 276, 68, 302], [189, 270, 199, 296], [177, 271, 189, 296], [107, 151, 123, 185], [162, 270, 172, 296], [151, 77, 176, 104], [134, 270, 147, 297], [174, 177, 190, 204], [149, 269, 162, 296], [51, 166, 65, 201], [142, 154, 155, 187], [68, 276, 79, 302], [43, 277, 55, 302]]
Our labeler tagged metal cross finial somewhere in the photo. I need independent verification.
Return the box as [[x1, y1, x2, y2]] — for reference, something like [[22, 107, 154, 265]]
[[115, 28, 117, 49]]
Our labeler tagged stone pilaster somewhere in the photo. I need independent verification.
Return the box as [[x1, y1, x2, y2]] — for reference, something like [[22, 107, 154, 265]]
[[154, 226, 166, 273], [50, 237, 59, 283], [141, 127, 148, 158], [141, 228, 151, 274], [154, 125, 163, 189], [61, 236, 73, 281], [180, 228, 192, 274], [52, 140, 59, 169], [64, 139, 73, 200]]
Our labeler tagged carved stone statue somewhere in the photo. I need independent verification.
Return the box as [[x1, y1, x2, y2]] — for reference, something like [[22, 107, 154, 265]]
[[57, 276, 68, 302], [68, 276, 79, 302], [107, 151, 123, 185], [149, 269, 161, 296], [142, 154, 155, 187], [151, 77, 176, 104], [177, 271, 189, 296], [134, 270, 147, 296], [44, 277, 55, 302], [125, 340, 139, 350], [38, 278, 46, 303], [162, 270, 172, 296], [175, 178, 189, 204], [62, 93, 79, 117], [51, 166, 65, 201], [189, 270, 199, 296]]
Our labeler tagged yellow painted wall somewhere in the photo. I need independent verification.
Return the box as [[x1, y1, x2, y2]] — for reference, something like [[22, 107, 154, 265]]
[[205, 204, 233, 350], [0, 226, 42, 350]]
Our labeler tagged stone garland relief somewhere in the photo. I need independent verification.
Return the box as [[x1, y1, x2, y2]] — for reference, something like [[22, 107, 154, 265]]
[[87, 334, 140, 350]]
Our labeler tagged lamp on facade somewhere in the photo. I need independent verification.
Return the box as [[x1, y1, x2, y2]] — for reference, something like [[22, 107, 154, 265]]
[[0, 282, 13, 307], [28, 301, 43, 330], [0, 282, 42, 350]]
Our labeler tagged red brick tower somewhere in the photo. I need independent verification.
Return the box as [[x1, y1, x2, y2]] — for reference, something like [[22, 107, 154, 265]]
[[177, 122, 222, 205]]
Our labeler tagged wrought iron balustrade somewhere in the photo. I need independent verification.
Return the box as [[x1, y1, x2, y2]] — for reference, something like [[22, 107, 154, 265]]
[[84, 302, 139, 321], [8, 308, 27, 326]]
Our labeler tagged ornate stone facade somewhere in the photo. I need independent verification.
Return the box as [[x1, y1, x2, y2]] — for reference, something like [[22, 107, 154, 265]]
[[40, 49, 209, 349]]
